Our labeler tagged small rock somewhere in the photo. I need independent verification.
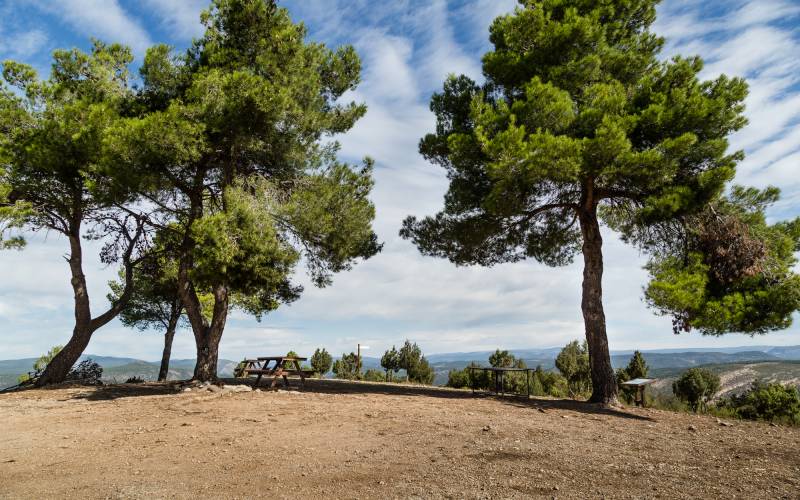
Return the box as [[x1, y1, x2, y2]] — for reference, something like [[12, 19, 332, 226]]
[[553, 485, 559, 491], [183, 388, 192, 392], [378, 480, 386, 486], [482, 425, 491, 432], [688, 425, 698, 432], [537, 408, 546, 413], [207, 385, 222, 393], [717, 419, 733, 427]]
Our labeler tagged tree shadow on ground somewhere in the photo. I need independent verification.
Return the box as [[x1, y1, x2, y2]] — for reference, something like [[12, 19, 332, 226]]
[[286, 378, 654, 421], [59, 377, 653, 421], [65, 382, 185, 401]]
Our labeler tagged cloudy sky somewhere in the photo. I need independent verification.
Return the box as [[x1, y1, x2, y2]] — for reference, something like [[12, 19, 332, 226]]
[[1, 0, 799, 361]]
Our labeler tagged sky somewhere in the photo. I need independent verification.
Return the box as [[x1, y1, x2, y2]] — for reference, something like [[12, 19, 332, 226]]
[[1, 0, 799, 361]]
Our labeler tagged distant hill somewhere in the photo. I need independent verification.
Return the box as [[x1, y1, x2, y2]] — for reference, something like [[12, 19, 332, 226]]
[[0, 355, 237, 389], [648, 360, 800, 397]]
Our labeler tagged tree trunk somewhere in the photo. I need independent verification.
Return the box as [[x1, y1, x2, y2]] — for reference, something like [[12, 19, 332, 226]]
[[35, 210, 143, 387], [579, 206, 618, 405], [190, 284, 229, 382], [36, 233, 92, 386], [158, 303, 181, 381]]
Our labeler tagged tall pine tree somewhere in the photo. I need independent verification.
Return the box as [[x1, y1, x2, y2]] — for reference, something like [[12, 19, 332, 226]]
[[401, 0, 800, 403]]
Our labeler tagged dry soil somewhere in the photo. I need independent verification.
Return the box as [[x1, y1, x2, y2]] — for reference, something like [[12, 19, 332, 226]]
[[1, 379, 798, 499]]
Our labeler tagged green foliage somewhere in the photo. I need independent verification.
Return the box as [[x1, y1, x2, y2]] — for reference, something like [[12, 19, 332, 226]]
[[402, 0, 747, 267], [533, 366, 569, 398], [396, 340, 434, 384], [17, 345, 63, 384], [189, 180, 303, 319], [380, 346, 400, 381], [616, 351, 649, 403], [555, 341, 591, 398], [446, 355, 567, 398], [332, 352, 361, 380], [446, 367, 472, 389], [672, 368, 720, 412], [109, 1, 381, 379], [645, 186, 800, 335], [310, 348, 333, 377], [67, 359, 103, 385], [399, 0, 799, 399], [0, 41, 141, 242], [109, 228, 185, 332], [717, 380, 800, 424], [489, 349, 515, 368], [363, 369, 386, 382]]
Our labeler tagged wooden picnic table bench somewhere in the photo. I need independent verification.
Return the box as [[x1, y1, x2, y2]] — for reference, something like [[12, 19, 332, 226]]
[[236, 356, 311, 389]]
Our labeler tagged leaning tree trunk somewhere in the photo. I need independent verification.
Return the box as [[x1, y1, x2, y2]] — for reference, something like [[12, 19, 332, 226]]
[[157, 303, 182, 381], [36, 233, 94, 386], [579, 205, 618, 405], [36, 217, 141, 387]]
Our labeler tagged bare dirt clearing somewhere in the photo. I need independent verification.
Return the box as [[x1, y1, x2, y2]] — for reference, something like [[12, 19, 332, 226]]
[[1, 379, 798, 499]]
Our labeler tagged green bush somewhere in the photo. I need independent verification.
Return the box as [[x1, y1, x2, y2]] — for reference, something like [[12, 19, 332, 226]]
[[310, 348, 333, 377], [555, 341, 591, 398], [332, 352, 361, 380], [67, 359, 103, 385], [17, 345, 63, 384], [446, 368, 470, 389], [616, 351, 649, 404], [672, 368, 720, 412], [718, 380, 800, 424], [363, 369, 386, 382]]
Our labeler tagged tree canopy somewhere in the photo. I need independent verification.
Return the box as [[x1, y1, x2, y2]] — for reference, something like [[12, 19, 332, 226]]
[[0, 41, 148, 384]]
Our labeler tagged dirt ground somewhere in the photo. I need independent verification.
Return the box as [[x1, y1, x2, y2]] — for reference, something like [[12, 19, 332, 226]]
[[1, 379, 799, 499]]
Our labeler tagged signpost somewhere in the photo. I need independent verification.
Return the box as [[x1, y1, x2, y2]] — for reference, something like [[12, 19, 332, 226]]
[[357, 344, 369, 374]]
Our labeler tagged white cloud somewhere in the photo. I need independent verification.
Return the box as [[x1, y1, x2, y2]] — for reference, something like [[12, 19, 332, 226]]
[[32, 0, 153, 56], [0, 28, 48, 58], [140, 0, 207, 40]]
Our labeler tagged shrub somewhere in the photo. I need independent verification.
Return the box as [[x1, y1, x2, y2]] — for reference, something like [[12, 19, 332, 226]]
[[363, 369, 386, 382], [332, 352, 361, 380], [616, 351, 649, 404], [125, 376, 145, 384], [718, 380, 800, 424], [66, 359, 103, 385], [380, 346, 400, 381], [447, 368, 471, 389], [17, 345, 63, 384], [672, 368, 720, 412], [555, 340, 591, 398], [310, 348, 333, 377]]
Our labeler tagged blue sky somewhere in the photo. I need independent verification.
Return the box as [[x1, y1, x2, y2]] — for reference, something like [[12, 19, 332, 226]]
[[1, 0, 800, 361]]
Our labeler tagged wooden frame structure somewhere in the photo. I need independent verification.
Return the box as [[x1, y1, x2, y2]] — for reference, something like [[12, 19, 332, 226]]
[[467, 366, 535, 397]]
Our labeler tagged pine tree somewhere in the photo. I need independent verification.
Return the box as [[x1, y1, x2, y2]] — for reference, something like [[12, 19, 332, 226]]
[[401, 0, 800, 403]]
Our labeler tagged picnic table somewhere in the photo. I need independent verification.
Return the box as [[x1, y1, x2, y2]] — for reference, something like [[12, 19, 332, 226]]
[[467, 366, 535, 397], [620, 378, 656, 407], [235, 356, 313, 389]]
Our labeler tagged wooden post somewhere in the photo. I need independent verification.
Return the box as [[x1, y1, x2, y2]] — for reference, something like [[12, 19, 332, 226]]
[[527, 369, 531, 398]]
